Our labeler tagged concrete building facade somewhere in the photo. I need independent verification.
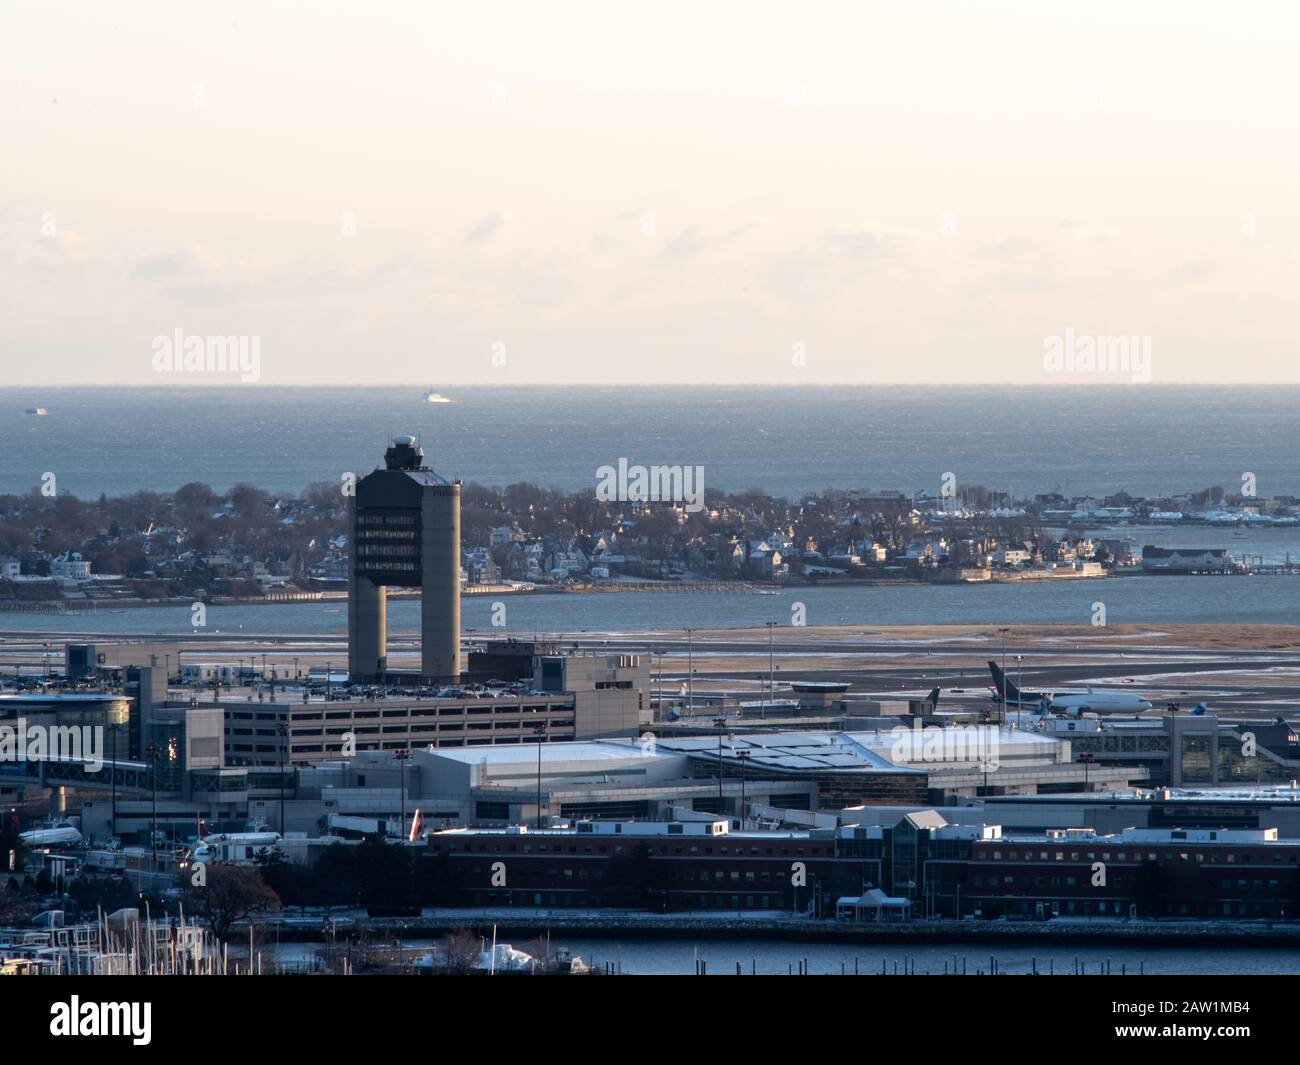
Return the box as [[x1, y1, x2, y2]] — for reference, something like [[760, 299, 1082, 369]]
[[348, 435, 461, 682]]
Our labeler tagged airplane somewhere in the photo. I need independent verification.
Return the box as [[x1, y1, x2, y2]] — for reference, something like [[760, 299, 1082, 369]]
[[19, 824, 83, 847], [987, 661, 1154, 716]]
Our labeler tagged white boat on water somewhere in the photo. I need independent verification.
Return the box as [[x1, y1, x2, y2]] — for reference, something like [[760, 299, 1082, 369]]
[[424, 389, 451, 403], [25, 407, 48, 416], [412, 941, 537, 973], [474, 943, 534, 972]]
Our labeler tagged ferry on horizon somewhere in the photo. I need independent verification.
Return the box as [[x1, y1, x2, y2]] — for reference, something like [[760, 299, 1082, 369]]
[[424, 388, 451, 403]]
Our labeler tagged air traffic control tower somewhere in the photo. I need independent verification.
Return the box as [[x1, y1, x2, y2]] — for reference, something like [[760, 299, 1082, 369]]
[[348, 435, 461, 683]]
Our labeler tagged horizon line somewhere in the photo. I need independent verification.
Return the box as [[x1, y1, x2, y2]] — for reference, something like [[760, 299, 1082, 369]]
[[6, 381, 1300, 391]]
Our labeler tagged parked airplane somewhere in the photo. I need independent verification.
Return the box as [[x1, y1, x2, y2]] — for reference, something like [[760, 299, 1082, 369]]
[[19, 825, 82, 847], [988, 661, 1154, 716]]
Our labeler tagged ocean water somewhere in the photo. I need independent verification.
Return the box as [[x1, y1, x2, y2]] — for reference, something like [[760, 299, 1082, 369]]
[[3, 384, 1300, 499]]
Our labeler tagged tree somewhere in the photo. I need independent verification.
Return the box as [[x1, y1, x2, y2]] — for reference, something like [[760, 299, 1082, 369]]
[[355, 834, 416, 908], [67, 875, 136, 914], [254, 849, 311, 910], [175, 482, 219, 508], [440, 929, 480, 974], [187, 864, 281, 942], [1, 815, 25, 874], [312, 842, 362, 909], [227, 483, 270, 516]]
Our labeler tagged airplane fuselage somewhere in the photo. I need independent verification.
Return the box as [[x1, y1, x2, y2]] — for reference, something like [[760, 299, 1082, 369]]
[[994, 689, 1152, 715], [987, 661, 1152, 715]]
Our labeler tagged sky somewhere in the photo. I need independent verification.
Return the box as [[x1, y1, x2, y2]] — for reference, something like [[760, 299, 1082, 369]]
[[2, 1, 1299, 386]]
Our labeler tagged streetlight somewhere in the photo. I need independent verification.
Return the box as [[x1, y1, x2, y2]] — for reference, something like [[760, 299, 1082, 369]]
[[532, 716, 548, 828], [764, 621, 777, 719], [395, 747, 411, 840], [998, 628, 1011, 724], [736, 748, 749, 825], [1080, 751, 1094, 792], [655, 647, 663, 720], [685, 629, 696, 715], [107, 721, 120, 840], [714, 718, 727, 815], [1015, 654, 1023, 717], [278, 720, 289, 835], [146, 742, 159, 865]]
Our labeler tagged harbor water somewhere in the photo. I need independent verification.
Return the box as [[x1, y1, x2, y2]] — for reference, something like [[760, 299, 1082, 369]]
[[3, 571, 1298, 635]]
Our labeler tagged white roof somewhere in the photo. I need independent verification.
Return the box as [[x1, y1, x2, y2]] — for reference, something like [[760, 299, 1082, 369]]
[[427, 740, 662, 766]]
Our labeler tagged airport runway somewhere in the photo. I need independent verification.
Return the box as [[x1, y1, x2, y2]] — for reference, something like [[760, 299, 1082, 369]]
[[4, 625, 1300, 719]]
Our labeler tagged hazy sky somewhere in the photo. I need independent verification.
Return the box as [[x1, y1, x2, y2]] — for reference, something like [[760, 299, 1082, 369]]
[[3, 1, 1298, 385]]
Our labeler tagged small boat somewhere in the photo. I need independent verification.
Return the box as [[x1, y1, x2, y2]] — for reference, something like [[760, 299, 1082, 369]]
[[25, 408, 47, 416], [474, 943, 534, 972], [553, 948, 591, 974], [424, 389, 451, 403]]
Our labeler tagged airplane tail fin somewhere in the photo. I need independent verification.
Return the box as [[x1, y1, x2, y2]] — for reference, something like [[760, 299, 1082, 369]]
[[988, 660, 1023, 704], [927, 687, 940, 708], [1191, 703, 1206, 716]]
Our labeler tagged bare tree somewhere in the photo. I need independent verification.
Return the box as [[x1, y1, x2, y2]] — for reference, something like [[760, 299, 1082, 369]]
[[440, 928, 481, 974], [187, 864, 282, 943]]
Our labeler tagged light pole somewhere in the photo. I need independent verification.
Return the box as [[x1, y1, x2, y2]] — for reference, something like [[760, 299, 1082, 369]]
[[736, 748, 749, 825], [395, 747, 410, 840], [532, 717, 548, 828], [714, 718, 726, 815], [765, 621, 776, 719], [998, 627, 1010, 723], [685, 629, 696, 715], [146, 742, 158, 865], [655, 646, 663, 720], [107, 721, 119, 840], [278, 720, 289, 835]]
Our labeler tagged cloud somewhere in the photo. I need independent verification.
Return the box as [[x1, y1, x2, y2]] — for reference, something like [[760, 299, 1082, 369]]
[[465, 212, 505, 244], [130, 247, 223, 282], [662, 227, 703, 258]]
